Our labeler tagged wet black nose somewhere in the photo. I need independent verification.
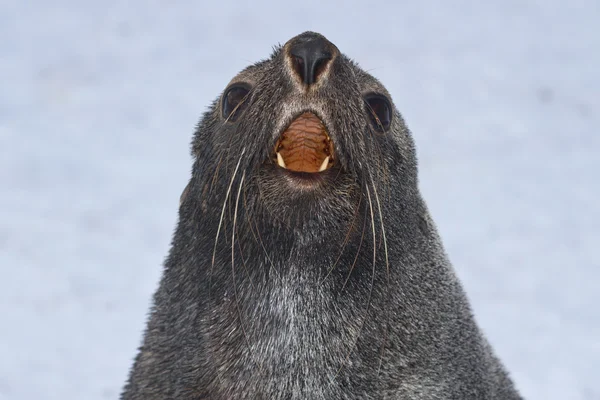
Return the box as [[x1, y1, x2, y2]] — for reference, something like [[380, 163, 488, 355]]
[[289, 33, 334, 85]]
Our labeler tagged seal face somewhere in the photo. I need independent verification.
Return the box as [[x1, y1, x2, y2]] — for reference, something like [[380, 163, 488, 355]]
[[122, 32, 523, 400]]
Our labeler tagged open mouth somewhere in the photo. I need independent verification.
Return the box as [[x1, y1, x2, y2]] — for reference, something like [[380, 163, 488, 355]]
[[273, 112, 335, 173]]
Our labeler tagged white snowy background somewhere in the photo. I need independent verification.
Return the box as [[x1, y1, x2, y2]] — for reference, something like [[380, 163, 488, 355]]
[[1, 1, 598, 399]]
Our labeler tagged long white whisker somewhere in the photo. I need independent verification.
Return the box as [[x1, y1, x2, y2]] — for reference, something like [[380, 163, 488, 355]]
[[231, 172, 247, 335], [366, 185, 377, 286], [211, 147, 246, 271], [371, 178, 390, 375], [370, 176, 389, 277], [231, 172, 265, 375]]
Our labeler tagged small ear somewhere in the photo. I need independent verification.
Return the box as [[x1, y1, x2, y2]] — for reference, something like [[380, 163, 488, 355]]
[[179, 182, 191, 207]]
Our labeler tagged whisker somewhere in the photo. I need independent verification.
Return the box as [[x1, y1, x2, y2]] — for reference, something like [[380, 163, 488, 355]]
[[243, 188, 281, 280], [230, 172, 265, 375], [231, 173, 251, 344], [320, 195, 362, 285], [371, 178, 390, 376], [330, 184, 377, 384], [210, 147, 246, 288], [371, 177, 389, 277], [340, 206, 367, 292], [236, 227, 256, 293]]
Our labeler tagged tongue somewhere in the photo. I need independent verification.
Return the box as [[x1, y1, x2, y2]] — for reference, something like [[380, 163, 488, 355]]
[[278, 112, 330, 173]]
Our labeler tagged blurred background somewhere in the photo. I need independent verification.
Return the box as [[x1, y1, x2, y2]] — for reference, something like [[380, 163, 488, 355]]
[[1, 1, 598, 399]]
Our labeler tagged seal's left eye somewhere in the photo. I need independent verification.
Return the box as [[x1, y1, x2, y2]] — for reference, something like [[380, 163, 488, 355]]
[[222, 84, 250, 122], [364, 94, 392, 132]]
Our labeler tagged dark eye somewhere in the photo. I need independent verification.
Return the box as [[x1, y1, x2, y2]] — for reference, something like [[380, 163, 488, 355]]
[[364, 94, 392, 132], [222, 84, 251, 121]]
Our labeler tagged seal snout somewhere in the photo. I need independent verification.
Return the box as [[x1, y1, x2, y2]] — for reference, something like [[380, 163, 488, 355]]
[[286, 32, 337, 86], [273, 112, 334, 173]]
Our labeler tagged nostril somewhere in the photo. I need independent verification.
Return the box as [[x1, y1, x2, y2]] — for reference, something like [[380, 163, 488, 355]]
[[292, 56, 305, 83], [313, 57, 329, 83]]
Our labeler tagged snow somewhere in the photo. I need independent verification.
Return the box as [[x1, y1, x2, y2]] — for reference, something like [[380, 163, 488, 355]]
[[1, 1, 598, 399]]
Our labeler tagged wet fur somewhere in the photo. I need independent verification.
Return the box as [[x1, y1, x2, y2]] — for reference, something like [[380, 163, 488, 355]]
[[121, 32, 522, 399]]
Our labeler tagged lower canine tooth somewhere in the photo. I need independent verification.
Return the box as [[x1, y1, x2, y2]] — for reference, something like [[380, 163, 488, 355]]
[[276, 152, 286, 169], [318, 156, 330, 172]]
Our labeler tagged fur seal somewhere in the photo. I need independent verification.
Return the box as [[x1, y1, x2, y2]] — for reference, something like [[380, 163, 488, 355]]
[[121, 32, 522, 399]]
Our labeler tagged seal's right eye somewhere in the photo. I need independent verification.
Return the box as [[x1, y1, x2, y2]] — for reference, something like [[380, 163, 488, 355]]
[[364, 94, 392, 132], [222, 84, 251, 122]]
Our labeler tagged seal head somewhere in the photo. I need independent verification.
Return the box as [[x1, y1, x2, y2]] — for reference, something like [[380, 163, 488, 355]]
[[189, 31, 412, 238]]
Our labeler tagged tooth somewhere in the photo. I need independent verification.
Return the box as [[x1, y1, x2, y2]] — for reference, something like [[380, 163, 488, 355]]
[[276, 152, 286, 169], [318, 156, 330, 172]]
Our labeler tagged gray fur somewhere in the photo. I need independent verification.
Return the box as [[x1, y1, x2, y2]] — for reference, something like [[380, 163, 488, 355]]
[[120, 32, 523, 399]]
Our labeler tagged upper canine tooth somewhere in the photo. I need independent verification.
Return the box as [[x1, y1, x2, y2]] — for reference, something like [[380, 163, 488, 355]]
[[318, 156, 330, 172], [276, 152, 286, 169]]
